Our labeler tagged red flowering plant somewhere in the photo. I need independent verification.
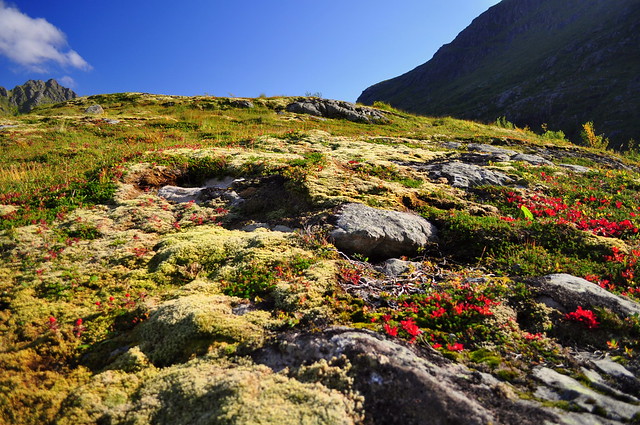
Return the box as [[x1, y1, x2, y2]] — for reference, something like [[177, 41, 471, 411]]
[[492, 168, 640, 241], [581, 247, 640, 301], [369, 276, 509, 349], [564, 306, 599, 329]]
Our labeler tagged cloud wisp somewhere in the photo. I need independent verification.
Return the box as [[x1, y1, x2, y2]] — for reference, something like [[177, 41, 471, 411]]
[[0, 1, 91, 72]]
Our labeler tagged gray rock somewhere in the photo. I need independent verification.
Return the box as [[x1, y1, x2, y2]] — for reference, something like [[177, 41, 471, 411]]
[[254, 328, 496, 424], [102, 118, 120, 124], [203, 176, 244, 189], [533, 367, 640, 421], [530, 273, 640, 318], [511, 153, 553, 165], [375, 258, 421, 277], [579, 365, 639, 403], [230, 99, 254, 108], [440, 141, 463, 150], [85, 104, 104, 114], [158, 185, 204, 203], [254, 328, 615, 425], [330, 203, 437, 259], [286, 99, 387, 123], [425, 161, 514, 188], [0, 124, 18, 129], [272, 225, 294, 233], [559, 163, 592, 173], [468, 143, 517, 157], [242, 222, 270, 232]]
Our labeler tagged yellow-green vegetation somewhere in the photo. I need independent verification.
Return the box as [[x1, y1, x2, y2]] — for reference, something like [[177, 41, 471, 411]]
[[1, 93, 639, 423]]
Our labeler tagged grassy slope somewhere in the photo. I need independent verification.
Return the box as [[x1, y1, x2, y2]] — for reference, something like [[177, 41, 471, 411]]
[[0, 94, 639, 424]]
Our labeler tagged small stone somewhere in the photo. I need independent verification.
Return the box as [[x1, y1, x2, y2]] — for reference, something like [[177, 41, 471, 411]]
[[375, 258, 421, 277]]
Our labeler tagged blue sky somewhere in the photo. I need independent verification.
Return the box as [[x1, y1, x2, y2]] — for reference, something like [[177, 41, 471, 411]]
[[0, 1, 500, 101]]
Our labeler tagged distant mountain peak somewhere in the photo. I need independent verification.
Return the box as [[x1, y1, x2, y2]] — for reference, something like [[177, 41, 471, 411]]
[[358, 0, 640, 148], [0, 78, 77, 114]]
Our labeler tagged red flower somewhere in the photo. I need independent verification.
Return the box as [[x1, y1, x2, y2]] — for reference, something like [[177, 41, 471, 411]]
[[564, 306, 599, 329], [384, 323, 399, 337], [523, 332, 543, 340], [431, 307, 446, 318], [447, 342, 464, 351], [400, 318, 422, 337]]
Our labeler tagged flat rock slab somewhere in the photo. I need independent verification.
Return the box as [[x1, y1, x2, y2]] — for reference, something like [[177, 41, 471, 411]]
[[533, 367, 640, 421], [468, 143, 518, 157], [330, 203, 437, 259], [424, 161, 514, 189], [158, 185, 205, 203], [286, 99, 387, 123], [530, 273, 640, 318]]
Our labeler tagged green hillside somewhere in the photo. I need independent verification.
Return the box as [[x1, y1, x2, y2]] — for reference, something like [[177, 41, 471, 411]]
[[1, 94, 639, 424]]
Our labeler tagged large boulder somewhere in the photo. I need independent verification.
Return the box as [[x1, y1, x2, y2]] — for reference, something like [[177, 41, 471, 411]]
[[330, 203, 437, 259], [286, 99, 387, 123], [530, 273, 640, 317], [84, 104, 104, 114], [253, 328, 610, 425]]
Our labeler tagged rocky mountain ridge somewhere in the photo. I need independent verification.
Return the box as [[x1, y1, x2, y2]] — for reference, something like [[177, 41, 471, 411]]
[[0, 79, 77, 114], [357, 0, 640, 149]]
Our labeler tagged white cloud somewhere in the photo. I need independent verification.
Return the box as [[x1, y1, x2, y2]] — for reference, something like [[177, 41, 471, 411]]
[[0, 1, 91, 72], [59, 75, 76, 88]]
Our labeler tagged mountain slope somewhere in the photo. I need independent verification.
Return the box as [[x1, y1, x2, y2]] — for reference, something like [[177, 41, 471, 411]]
[[1, 95, 640, 424], [357, 0, 640, 148], [0, 79, 77, 114]]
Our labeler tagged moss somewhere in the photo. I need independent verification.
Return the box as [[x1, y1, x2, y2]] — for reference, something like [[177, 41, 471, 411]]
[[57, 357, 362, 425], [123, 358, 362, 425], [55, 368, 157, 425], [135, 293, 274, 366], [0, 347, 92, 425]]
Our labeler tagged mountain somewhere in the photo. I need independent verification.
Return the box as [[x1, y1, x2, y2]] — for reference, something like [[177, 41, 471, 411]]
[[357, 0, 640, 149], [0, 79, 77, 114]]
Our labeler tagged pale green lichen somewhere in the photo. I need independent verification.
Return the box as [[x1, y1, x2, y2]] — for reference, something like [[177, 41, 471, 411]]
[[56, 368, 157, 425], [136, 294, 270, 366], [57, 356, 363, 425], [121, 358, 362, 425]]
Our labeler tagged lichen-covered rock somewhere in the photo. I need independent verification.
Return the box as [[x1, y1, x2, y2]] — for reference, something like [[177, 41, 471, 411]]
[[84, 104, 104, 114], [424, 161, 514, 188], [533, 367, 640, 421], [286, 99, 387, 123], [137, 294, 270, 366], [253, 328, 609, 425], [330, 203, 437, 259], [157, 185, 205, 203], [375, 258, 421, 277], [530, 273, 640, 317]]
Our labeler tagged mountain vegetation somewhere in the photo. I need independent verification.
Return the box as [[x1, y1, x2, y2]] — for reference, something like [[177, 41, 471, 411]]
[[357, 0, 640, 150], [1, 94, 640, 424]]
